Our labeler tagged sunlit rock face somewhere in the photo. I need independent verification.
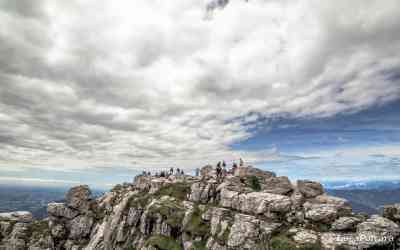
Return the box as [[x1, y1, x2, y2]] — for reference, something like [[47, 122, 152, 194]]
[[1, 165, 400, 250]]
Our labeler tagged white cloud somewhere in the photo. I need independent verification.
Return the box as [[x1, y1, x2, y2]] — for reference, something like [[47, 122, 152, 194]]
[[0, 0, 399, 172]]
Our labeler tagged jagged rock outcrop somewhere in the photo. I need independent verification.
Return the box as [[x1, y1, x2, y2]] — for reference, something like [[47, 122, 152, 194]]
[[1, 165, 400, 250], [383, 203, 400, 222]]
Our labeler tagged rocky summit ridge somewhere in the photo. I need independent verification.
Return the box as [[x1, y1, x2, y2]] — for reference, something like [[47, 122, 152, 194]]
[[1, 165, 400, 250]]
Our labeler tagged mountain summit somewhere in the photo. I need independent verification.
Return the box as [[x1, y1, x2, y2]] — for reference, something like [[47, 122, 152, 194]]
[[1, 165, 400, 250]]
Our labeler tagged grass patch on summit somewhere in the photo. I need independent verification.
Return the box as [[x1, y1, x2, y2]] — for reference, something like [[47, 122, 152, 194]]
[[154, 182, 191, 201]]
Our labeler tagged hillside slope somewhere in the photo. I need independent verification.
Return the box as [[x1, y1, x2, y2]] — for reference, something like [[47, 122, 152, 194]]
[[1, 165, 400, 250]]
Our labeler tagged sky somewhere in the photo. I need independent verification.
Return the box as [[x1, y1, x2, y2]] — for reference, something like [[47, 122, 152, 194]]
[[0, 0, 399, 189]]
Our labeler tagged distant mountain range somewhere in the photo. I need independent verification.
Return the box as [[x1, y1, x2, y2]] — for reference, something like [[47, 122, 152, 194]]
[[0, 184, 103, 219], [323, 180, 400, 190], [323, 180, 400, 215]]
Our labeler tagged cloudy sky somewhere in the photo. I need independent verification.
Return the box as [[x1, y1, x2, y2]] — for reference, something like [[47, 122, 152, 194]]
[[0, 0, 400, 188]]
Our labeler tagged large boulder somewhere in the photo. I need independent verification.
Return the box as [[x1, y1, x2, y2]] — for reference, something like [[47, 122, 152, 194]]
[[134, 175, 152, 191], [304, 194, 352, 224], [0, 211, 32, 223], [66, 185, 92, 212], [383, 203, 400, 222], [219, 188, 239, 208], [331, 217, 362, 231], [227, 213, 269, 249], [68, 215, 94, 240], [297, 180, 324, 198], [209, 207, 233, 240], [233, 192, 292, 214], [262, 176, 293, 195], [320, 232, 359, 250], [189, 181, 217, 203], [234, 166, 275, 180], [304, 203, 341, 224], [292, 229, 319, 245], [312, 194, 352, 215], [357, 215, 400, 238], [47, 203, 79, 219]]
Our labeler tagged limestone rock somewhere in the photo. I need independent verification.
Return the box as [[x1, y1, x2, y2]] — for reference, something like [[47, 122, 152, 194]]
[[383, 203, 400, 222], [262, 176, 293, 195], [304, 202, 341, 223], [227, 214, 263, 249], [47, 203, 79, 219], [209, 207, 232, 239], [49, 222, 66, 239], [0, 211, 32, 223], [297, 180, 324, 198], [234, 166, 275, 180], [320, 232, 358, 250], [149, 179, 165, 194], [331, 217, 361, 231], [219, 188, 239, 208], [68, 215, 94, 240], [189, 181, 216, 203], [233, 192, 292, 214], [292, 229, 318, 245], [357, 215, 400, 238], [66, 185, 92, 212]]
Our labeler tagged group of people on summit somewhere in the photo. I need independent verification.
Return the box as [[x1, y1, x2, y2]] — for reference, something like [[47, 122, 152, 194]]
[[141, 158, 244, 182], [142, 167, 185, 178], [214, 158, 244, 181]]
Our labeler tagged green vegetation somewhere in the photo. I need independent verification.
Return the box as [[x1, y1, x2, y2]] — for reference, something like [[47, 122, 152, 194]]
[[183, 206, 210, 237], [148, 198, 185, 227], [154, 182, 191, 201], [28, 220, 50, 242], [193, 240, 208, 250], [128, 191, 151, 208], [246, 176, 262, 191], [145, 235, 183, 250], [123, 245, 136, 250], [270, 235, 321, 250]]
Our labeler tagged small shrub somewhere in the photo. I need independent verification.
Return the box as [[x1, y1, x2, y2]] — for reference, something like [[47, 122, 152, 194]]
[[145, 235, 183, 250], [247, 176, 261, 191], [270, 236, 297, 250], [183, 206, 210, 237], [128, 192, 151, 208], [193, 241, 208, 250]]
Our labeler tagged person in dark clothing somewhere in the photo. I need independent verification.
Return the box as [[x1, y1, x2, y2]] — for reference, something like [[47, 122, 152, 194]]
[[239, 158, 244, 166], [222, 161, 226, 168], [217, 161, 221, 168], [232, 162, 238, 174], [181, 170, 184, 175], [216, 164, 222, 182], [170, 167, 174, 175], [160, 171, 165, 177]]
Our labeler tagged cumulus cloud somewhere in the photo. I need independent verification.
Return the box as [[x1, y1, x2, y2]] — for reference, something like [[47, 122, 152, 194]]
[[0, 0, 400, 172]]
